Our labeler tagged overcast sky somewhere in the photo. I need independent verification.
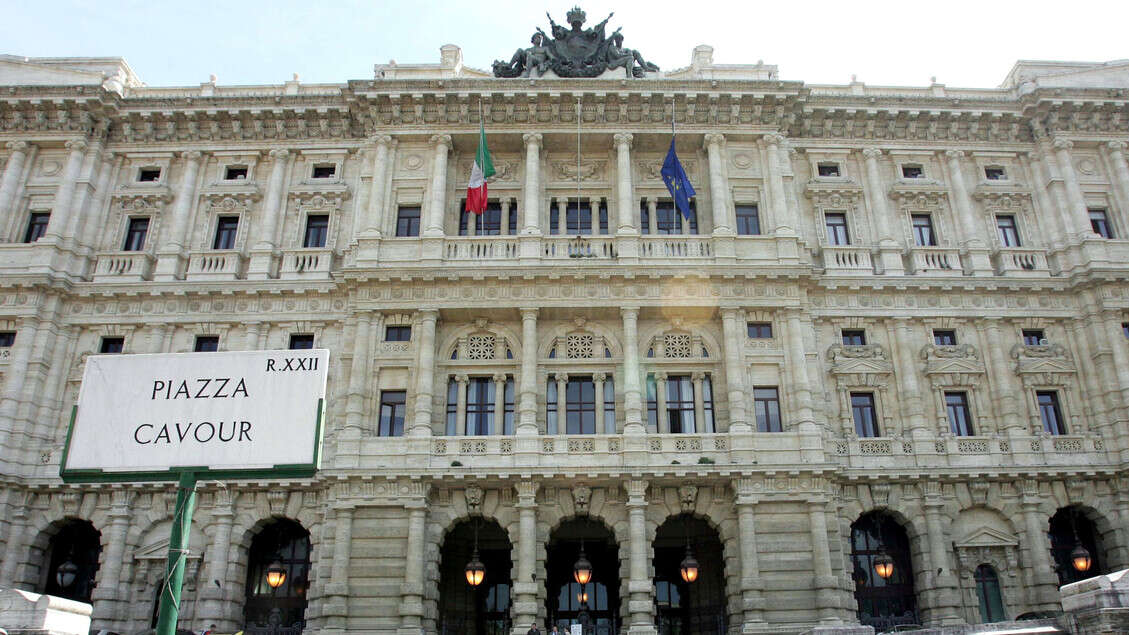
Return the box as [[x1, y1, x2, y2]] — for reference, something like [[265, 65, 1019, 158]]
[[3, 0, 1127, 89]]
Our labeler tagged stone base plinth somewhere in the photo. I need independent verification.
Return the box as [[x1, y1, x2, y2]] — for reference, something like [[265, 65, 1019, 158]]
[[0, 589, 92, 635]]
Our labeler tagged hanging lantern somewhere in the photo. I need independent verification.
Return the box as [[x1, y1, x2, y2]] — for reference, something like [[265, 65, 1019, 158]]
[[265, 559, 287, 589], [465, 550, 486, 587], [1071, 543, 1093, 573], [679, 546, 700, 583], [573, 546, 593, 585], [577, 589, 589, 604], [873, 551, 895, 580], [55, 559, 78, 589]]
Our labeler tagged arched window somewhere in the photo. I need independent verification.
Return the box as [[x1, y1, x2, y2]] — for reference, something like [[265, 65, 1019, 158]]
[[850, 513, 918, 630], [974, 564, 1006, 623], [1049, 507, 1103, 585], [42, 519, 101, 604], [244, 519, 311, 631]]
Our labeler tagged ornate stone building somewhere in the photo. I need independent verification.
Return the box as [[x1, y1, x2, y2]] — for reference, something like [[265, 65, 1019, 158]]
[[1, 16, 1129, 635]]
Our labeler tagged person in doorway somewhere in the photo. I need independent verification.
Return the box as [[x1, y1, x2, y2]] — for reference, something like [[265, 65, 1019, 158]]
[[550, 626, 560, 634], [526, 623, 542, 635]]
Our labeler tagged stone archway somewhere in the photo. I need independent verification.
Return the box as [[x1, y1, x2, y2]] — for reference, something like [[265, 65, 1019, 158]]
[[437, 517, 513, 635], [652, 513, 726, 635], [546, 517, 621, 634], [40, 518, 102, 604], [850, 511, 919, 631]]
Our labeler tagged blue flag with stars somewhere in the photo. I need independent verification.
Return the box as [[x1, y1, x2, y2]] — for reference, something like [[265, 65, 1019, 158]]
[[661, 137, 696, 220]]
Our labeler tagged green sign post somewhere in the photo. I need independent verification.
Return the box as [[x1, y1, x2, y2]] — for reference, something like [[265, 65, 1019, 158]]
[[155, 471, 198, 635]]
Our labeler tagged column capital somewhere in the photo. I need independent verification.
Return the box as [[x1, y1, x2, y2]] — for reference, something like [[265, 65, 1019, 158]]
[[515, 480, 540, 502], [593, 371, 607, 383], [369, 133, 395, 147], [862, 147, 883, 160], [522, 132, 543, 148], [944, 149, 965, 160], [702, 132, 725, 149], [613, 132, 633, 149], [763, 132, 786, 146], [182, 150, 205, 161], [620, 306, 640, 320], [654, 370, 668, 381], [5, 140, 30, 153], [690, 370, 706, 382], [65, 138, 88, 153], [1107, 140, 1128, 153], [455, 373, 469, 385], [720, 306, 744, 320], [1052, 137, 1074, 151], [268, 148, 290, 160], [623, 479, 648, 502], [520, 307, 539, 320], [430, 133, 453, 149], [732, 477, 759, 500], [554, 372, 569, 383], [493, 372, 508, 384]]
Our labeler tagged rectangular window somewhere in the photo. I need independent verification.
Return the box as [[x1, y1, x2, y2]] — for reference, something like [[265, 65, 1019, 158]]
[[824, 212, 850, 246], [565, 376, 597, 435], [122, 217, 150, 252], [817, 163, 841, 177], [24, 212, 49, 243], [985, 167, 1007, 181], [395, 206, 421, 237], [459, 201, 505, 236], [701, 375, 715, 433], [312, 164, 336, 179], [1037, 390, 1067, 435], [665, 375, 695, 434], [842, 329, 867, 346], [224, 166, 248, 180], [911, 213, 937, 246], [504, 377, 516, 435], [602, 377, 616, 434], [747, 322, 773, 339], [645, 375, 658, 431], [933, 330, 957, 346], [567, 201, 593, 235], [302, 214, 329, 248], [466, 377, 496, 436], [1089, 208, 1114, 238], [99, 336, 124, 354], [996, 214, 1021, 247], [754, 387, 782, 432], [0, 331, 14, 348], [212, 216, 239, 250], [138, 168, 161, 182], [1022, 329, 1045, 346], [289, 334, 314, 350], [547, 378, 559, 435], [851, 392, 879, 437], [736, 205, 761, 235], [446, 379, 459, 435], [385, 326, 411, 342], [655, 201, 698, 235], [901, 164, 924, 179], [640, 202, 649, 236], [378, 390, 407, 437], [945, 391, 975, 436], [194, 336, 219, 352]]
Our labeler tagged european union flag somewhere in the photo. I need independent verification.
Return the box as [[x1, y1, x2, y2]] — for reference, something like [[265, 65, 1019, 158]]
[[661, 138, 696, 220]]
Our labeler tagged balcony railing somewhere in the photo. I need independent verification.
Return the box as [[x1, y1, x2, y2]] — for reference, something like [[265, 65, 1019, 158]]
[[907, 246, 960, 274], [92, 251, 155, 281], [993, 246, 1050, 276], [186, 250, 244, 281], [820, 245, 874, 275], [444, 236, 519, 262], [639, 236, 713, 259], [543, 236, 616, 259], [279, 248, 333, 279]]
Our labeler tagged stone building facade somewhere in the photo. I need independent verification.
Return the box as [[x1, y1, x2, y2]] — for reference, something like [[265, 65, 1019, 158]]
[[1, 37, 1129, 635]]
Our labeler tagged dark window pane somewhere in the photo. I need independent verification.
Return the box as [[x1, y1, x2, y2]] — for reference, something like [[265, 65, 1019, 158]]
[[194, 336, 219, 352], [817, 163, 841, 177], [1022, 329, 1045, 346], [122, 217, 150, 251], [289, 334, 314, 350], [225, 166, 248, 180], [213, 216, 239, 250], [312, 165, 336, 179], [640, 202, 650, 235], [24, 212, 50, 243], [842, 330, 867, 346], [996, 214, 1020, 247], [396, 206, 421, 237], [825, 212, 850, 245], [933, 330, 957, 346], [985, 167, 1007, 181], [99, 337, 124, 354], [566, 201, 593, 235], [754, 386, 781, 432], [138, 168, 161, 182], [851, 392, 879, 437], [747, 322, 773, 338], [902, 165, 923, 179], [911, 214, 936, 246], [736, 205, 761, 235], [0, 331, 15, 348], [303, 214, 329, 248], [385, 326, 411, 342], [1089, 209, 1114, 238], [665, 375, 695, 434], [945, 391, 974, 436], [1037, 391, 1066, 435], [379, 390, 407, 437]]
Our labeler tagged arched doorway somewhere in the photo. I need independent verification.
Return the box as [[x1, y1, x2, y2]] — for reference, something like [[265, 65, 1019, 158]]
[[652, 514, 727, 635], [546, 517, 621, 634], [850, 512, 919, 630], [244, 519, 311, 633], [41, 519, 101, 604], [438, 517, 513, 635], [1049, 506, 1104, 585]]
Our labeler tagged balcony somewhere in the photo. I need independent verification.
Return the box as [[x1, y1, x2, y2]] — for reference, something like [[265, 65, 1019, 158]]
[[639, 236, 713, 259], [993, 246, 1051, 277], [819, 245, 874, 275], [92, 251, 155, 282], [186, 250, 244, 281], [834, 432, 1109, 470], [444, 236, 519, 262], [543, 236, 616, 259], [279, 247, 334, 280], [906, 246, 960, 274]]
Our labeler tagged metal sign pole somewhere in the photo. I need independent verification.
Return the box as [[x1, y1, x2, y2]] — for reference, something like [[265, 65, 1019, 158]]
[[155, 471, 198, 635]]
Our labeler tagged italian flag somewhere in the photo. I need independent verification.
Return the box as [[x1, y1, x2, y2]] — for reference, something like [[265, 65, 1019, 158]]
[[465, 120, 495, 214]]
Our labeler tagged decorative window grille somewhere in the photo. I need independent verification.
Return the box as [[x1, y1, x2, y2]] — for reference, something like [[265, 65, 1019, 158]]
[[466, 335, 496, 360], [664, 334, 692, 358], [566, 334, 594, 359]]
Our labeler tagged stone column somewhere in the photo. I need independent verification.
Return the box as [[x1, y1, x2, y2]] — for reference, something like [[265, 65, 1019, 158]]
[[861, 147, 905, 274], [423, 134, 452, 237], [721, 308, 751, 433], [807, 498, 839, 623], [409, 309, 438, 436], [455, 373, 469, 435], [646, 199, 658, 235], [691, 372, 705, 434], [614, 133, 634, 233], [75, 151, 118, 250], [764, 134, 789, 230], [554, 197, 567, 235], [1023, 152, 1067, 249], [0, 317, 37, 457], [324, 500, 354, 629], [491, 373, 507, 435], [522, 133, 543, 235], [655, 372, 669, 433], [244, 321, 262, 350], [199, 489, 236, 631], [922, 484, 960, 624], [160, 151, 205, 253], [984, 319, 1023, 436], [91, 489, 133, 627], [553, 373, 568, 435], [734, 479, 765, 625], [621, 308, 645, 435], [247, 149, 291, 279], [704, 134, 733, 235], [0, 141, 31, 226], [500, 199, 512, 236], [625, 480, 656, 634], [399, 502, 427, 632], [1018, 481, 1060, 610], [944, 151, 981, 247], [1105, 141, 1129, 216], [891, 319, 929, 438], [1052, 138, 1095, 237], [0, 500, 29, 584], [43, 139, 88, 241], [361, 134, 394, 237], [785, 310, 816, 433], [512, 481, 540, 632], [517, 308, 539, 436], [593, 372, 607, 433], [343, 314, 372, 449]]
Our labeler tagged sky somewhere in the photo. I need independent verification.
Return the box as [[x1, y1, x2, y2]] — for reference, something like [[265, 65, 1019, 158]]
[[2, 0, 1128, 89]]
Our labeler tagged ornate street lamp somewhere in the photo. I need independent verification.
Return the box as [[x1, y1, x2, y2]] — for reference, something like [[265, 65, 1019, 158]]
[[873, 550, 895, 580], [679, 546, 700, 583], [55, 558, 78, 589], [465, 517, 486, 587], [265, 559, 287, 589], [572, 542, 593, 585], [1070, 544, 1093, 573]]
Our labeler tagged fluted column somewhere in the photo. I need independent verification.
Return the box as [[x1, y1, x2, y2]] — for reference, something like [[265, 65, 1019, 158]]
[[512, 481, 540, 630], [518, 308, 539, 435], [892, 319, 929, 438], [614, 133, 634, 233], [361, 135, 394, 237], [0, 501, 29, 584], [984, 319, 1023, 435], [399, 502, 427, 631], [500, 198, 512, 236], [721, 308, 750, 433], [422, 134, 452, 237], [409, 309, 438, 436], [0, 141, 31, 226], [554, 196, 567, 235], [704, 134, 733, 235], [1105, 141, 1129, 215], [1052, 138, 1094, 237], [625, 480, 656, 634], [43, 139, 88, 241], [1023, 152, 1066, 247], [861, 147, 904, 275], [522, 133, 543, 235], [807, 498, 838, 622], [91, 489, 133, 627], [734, 479, 765, 624], [646, 199, 658, 235], [764, 134, 790, 233], [621, 307, 644, 434], [344, 314, 372, 441]]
